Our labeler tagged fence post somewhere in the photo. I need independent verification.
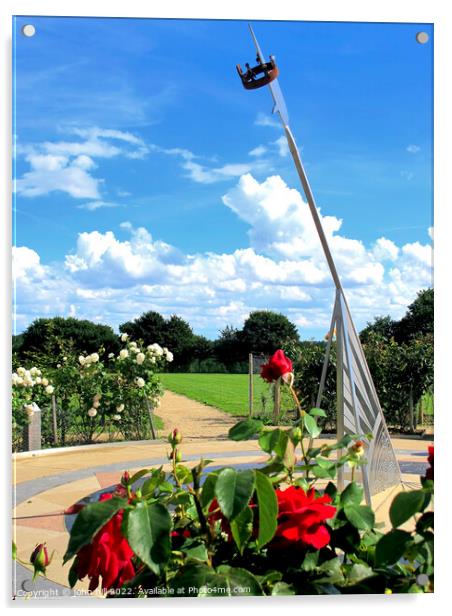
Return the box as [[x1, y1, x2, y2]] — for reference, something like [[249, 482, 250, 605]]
[[23, 404, 42, 451], [248, 353, 253, 418], [51, 395, 58, 445], [145, 399, 157, 440]]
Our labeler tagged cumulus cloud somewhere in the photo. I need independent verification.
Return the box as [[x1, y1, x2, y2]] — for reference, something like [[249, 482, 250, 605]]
[[13, 174, 433, 338], [15, 126, 149, 199]]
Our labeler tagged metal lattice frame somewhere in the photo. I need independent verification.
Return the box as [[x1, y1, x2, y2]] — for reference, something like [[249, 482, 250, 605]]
[[247, 26, 402, 505]]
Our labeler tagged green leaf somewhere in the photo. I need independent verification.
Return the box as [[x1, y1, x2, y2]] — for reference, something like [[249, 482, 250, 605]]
[[375, 529, 412, 566], [229, 419, 263, 441], [181, 539, 208, 563], [127, 468, 151, 486], [230, 506, 253, 554], [63, 496, 127, 563], [258, 429, 289, 457], [340, 482, 363, 507], [167, 563, 211, 596], [301, 551, 319, 572], [344, 504, 375, 530], [309, 407, 327, 418], [416, 511, 434, 534], [316, 557, 344, 584], [254, 470, 278, 548], [347, 563, 374, 583], [68, 557, 79, 588], [175, 465, 192, 484], [201, 473, 218, 509], [390, 491, 426, 528], [214, 566, 264, 596], [271, 582, 295, 595], [123, 501, 171, 575], [215, 468, 255, 520], [303, 413, 321, 438]]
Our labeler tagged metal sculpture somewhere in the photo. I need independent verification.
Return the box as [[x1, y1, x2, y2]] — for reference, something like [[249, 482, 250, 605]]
[[237, 25, 402, 505]]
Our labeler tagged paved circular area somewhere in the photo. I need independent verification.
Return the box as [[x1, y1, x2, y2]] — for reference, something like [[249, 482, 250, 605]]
[[12, 390, 432, 597]]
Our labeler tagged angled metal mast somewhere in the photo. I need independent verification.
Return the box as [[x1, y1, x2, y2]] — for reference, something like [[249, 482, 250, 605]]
[[241, 25, 401, 504]]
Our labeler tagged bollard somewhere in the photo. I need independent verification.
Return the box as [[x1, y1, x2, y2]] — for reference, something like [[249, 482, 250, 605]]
[[23, 403, 42, 451]]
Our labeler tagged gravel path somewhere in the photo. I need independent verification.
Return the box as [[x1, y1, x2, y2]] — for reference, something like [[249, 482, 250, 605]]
[[158, 390, 239, 441]]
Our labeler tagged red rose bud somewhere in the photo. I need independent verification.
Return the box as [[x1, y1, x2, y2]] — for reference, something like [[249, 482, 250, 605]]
[[30, 544, 50, 578], [349, 440, 365, 458], [260, 350, 293, 384], [172, 428, 183, 445], [120, 470, 130, 486], [64, 503, 85, 515]]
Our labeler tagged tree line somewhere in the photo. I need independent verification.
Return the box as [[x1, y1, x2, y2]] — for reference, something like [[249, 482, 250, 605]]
[[13, 289, 433, 432]]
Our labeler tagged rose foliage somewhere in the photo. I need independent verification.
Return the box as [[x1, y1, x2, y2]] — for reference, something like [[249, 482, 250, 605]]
[[59, 412, 433, 596]]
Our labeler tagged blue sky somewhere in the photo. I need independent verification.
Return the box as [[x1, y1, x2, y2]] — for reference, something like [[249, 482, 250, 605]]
[[13, 17, 433, 339]]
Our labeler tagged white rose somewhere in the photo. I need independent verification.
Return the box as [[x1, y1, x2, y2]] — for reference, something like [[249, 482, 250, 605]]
[[24, 377, 34, 387], [108, 352, 115, 359], [116, 404, 124, 413], [17, 367, 26, 376], [30, 367, 39, 376], [93, 400, 100, 409], [119, 349, 129, 360], [63, 356, 67, 361], [93, 393, 102, 402], [121, 333, 128, 342], [35, 376, 42, 384], [136, 352, 145, 365], [41, 378, 49, 387], [165, 351, 174, 362], [129, 341, 137, 349], [150, 356, 156, 364], [24, 404, 34, 417], [113, 414, 121, 421], [57, 363, 61, 368], [79, 355, 86, 365], [88, 408, 97, 418], [90, 353, 99, 363], [136, 377, 145, 388], [45, 385, 54, 394]]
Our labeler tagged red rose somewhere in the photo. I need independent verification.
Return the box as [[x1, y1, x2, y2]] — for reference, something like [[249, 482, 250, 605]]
[[74, 493, 135, 592], [208, 498, 233, 541], [270, 486, 336, 551], [425, 445, 434, 480], [260, 350, 293, 383]]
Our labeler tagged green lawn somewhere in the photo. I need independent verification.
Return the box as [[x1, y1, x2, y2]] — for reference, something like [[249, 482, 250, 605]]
[[160, 373, 294, 418]]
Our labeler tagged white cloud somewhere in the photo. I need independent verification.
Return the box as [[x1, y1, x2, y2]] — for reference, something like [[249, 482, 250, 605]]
[[254, 112, 281, 129], [15, 126, 149, 199], [16, 154, 101, 199], [406, 144, 421, 154], [77, 200, 121, 211], [249, 145, 267, 157], [14, 174, 433, 338], [273, 135, 289, 158], [372, 237, 399, 261]]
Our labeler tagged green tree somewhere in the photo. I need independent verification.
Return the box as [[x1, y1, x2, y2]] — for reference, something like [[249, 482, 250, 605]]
[[214, 326, 246, 368], [119, 311, 166, 346], [241, 311, 299, 355], [18, 317, 119, 366], [360, 315, 396, 345], [394, 288, 433, 343]]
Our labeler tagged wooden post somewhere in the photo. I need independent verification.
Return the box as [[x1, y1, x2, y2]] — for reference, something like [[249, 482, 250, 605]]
[[145, 399, 157, 440], [51, 395, 58, 445], [248, 353, 253, 418], [273, 378, 281, 425]]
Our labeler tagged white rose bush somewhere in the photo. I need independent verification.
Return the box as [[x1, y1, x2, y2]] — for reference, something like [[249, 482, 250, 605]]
[[12, 336, 173, 451], [12, 366, 55, 450]]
